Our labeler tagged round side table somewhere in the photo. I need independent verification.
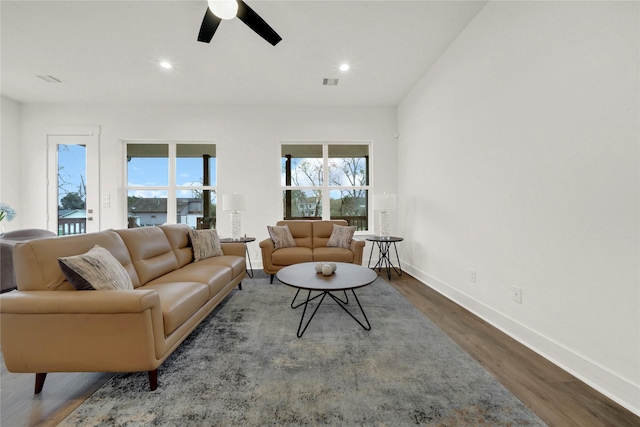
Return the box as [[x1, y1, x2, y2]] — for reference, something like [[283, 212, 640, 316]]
[[366, 235, 403, 280]]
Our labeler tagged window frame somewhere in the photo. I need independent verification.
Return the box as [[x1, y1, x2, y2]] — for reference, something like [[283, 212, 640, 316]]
[[280, 141, 371, 231], [124, 140, 217, 227]]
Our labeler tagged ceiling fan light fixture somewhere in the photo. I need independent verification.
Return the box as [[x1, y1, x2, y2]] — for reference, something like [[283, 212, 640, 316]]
[[207, 0, 238, 20]]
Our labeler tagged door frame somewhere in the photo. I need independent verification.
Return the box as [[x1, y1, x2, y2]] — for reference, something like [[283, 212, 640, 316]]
[[46, 126, 101, 234]]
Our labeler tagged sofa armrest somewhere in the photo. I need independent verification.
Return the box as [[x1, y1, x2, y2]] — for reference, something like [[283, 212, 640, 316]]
[[0, 289, 160, 314], [350, 237, 366, 266], [259, 238, 278, 274], [220, 242, 246, 258], [259, 238, 275, 251], [0, 290, 166, 371]]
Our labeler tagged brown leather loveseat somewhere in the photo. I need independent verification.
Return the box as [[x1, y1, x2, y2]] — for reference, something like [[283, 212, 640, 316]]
[[0, 224, 245, 393], [260, 220, 365, 283]]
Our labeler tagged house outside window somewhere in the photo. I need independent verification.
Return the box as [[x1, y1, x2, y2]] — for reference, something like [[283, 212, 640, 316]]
[[125, 142, 216, 229], [281, 143, 370, 231]]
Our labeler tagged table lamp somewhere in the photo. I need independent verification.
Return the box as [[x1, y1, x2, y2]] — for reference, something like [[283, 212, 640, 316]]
[[222, 193, 246, 240], [373, 193, 396, 236]]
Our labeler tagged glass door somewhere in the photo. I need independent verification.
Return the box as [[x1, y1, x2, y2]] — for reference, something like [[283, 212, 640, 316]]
[[47, 127, 100, 234]]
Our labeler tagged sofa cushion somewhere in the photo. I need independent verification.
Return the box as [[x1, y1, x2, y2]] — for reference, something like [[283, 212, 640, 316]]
[[188, 229, 223, 261], [268, 225, 296, 249], [311, 220, 348, 248], [272, 246, 313, 266], [313, 247, 356, 263], [160, 224, 193, 268], [149, 261, 233, 299], [58, 245, 134, 291], [140, 281, 210, 336], [278, 221, 313, 248], [199, 255, 246, 279], [116, 227, 179, 287], [326, 224, 356, 249]]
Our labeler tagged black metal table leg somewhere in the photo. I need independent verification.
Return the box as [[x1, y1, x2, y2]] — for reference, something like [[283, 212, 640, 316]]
[[367, 243, 376, 268], [328, 290, 371, 331], [245, 245, 254, 278], [369, 240, 402, 280], [391, 241, 402, 277], [291, 288, 324, 309], [293, 289, 368, 338], [296, 290, 327, 338], [368, 241, 385, 271]]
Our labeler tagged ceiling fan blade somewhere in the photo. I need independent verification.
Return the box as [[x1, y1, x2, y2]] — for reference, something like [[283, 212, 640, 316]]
[[197, 7, 222, 43], [236, 0, 282, 46]]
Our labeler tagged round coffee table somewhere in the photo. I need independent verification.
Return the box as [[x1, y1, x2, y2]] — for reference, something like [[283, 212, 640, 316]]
[[276, 262, 378, 338]]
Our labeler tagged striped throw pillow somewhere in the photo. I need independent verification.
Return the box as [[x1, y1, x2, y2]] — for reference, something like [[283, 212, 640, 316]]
[[189, 229, 223, 261], [326, 225, 356, 249], [58, 245, 133, 291], [267, 225, 296, 249]]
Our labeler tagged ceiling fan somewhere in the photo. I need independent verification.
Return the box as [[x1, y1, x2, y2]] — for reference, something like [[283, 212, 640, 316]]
[[197, 0, 282, 46]]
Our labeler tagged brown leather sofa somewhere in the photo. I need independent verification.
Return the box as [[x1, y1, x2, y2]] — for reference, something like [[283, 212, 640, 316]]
[[260, 220, 365, 283], [0, 224, 245, 393]]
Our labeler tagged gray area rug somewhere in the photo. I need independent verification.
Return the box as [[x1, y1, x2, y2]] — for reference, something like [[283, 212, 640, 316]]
[[60, 272, 546, 426]]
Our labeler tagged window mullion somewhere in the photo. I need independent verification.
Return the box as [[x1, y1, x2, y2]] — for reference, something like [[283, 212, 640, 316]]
[[167, 143, 177, 224], [322, 144, 330, 220]]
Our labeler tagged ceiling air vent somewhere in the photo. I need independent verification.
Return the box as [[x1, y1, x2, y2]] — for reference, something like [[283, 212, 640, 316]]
[[36, 75, 63, 83], [323, 78, 339, 86]]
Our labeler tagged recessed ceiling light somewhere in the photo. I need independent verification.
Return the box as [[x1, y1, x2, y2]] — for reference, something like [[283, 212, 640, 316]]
[[339, 63, 350, 72], [160, 61, 172, 69]]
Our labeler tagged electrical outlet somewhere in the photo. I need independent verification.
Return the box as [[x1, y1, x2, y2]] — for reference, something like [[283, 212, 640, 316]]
[[470, 269, 477, 283], [512, 286, 522, 304]]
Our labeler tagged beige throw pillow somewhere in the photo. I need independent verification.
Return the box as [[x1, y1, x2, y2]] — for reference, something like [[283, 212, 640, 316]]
[[189, 229, 224, 261], [268, 225, 296, 249], [58, 245, 134, 291], [326, 224, 356, 249]]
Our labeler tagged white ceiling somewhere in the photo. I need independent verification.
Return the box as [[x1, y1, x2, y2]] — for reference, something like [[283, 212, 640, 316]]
[[1, 0, 486, 106]]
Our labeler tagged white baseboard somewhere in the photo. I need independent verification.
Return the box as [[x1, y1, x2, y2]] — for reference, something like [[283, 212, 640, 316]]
[[402, 262, 640, 417]]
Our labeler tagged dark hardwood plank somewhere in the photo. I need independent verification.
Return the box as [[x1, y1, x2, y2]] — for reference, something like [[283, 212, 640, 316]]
[[0, 359, 113, 427]]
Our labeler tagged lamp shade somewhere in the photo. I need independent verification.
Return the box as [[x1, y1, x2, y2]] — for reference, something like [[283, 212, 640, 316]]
[[373, 193, 397, 211], [222, 193, 246, 211]]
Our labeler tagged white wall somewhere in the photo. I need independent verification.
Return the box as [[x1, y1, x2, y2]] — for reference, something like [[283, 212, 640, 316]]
[[16, 104, 397, 263], [0, 96, 22, 232], [398, 1, 639, 414]]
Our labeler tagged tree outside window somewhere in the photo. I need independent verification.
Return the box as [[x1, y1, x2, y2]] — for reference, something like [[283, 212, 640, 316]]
[[281, 143, 369, 231]]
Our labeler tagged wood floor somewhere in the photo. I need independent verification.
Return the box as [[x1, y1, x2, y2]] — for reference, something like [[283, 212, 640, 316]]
[[1, 270, 638, 426]]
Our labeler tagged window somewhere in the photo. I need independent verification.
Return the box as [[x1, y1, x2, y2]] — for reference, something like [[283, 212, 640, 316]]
[[281, 143, 369, 231], [126, 142, 216, 229]]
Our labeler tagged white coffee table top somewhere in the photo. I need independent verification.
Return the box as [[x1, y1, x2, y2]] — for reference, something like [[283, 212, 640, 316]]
[[276, 262, 377, 291]]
